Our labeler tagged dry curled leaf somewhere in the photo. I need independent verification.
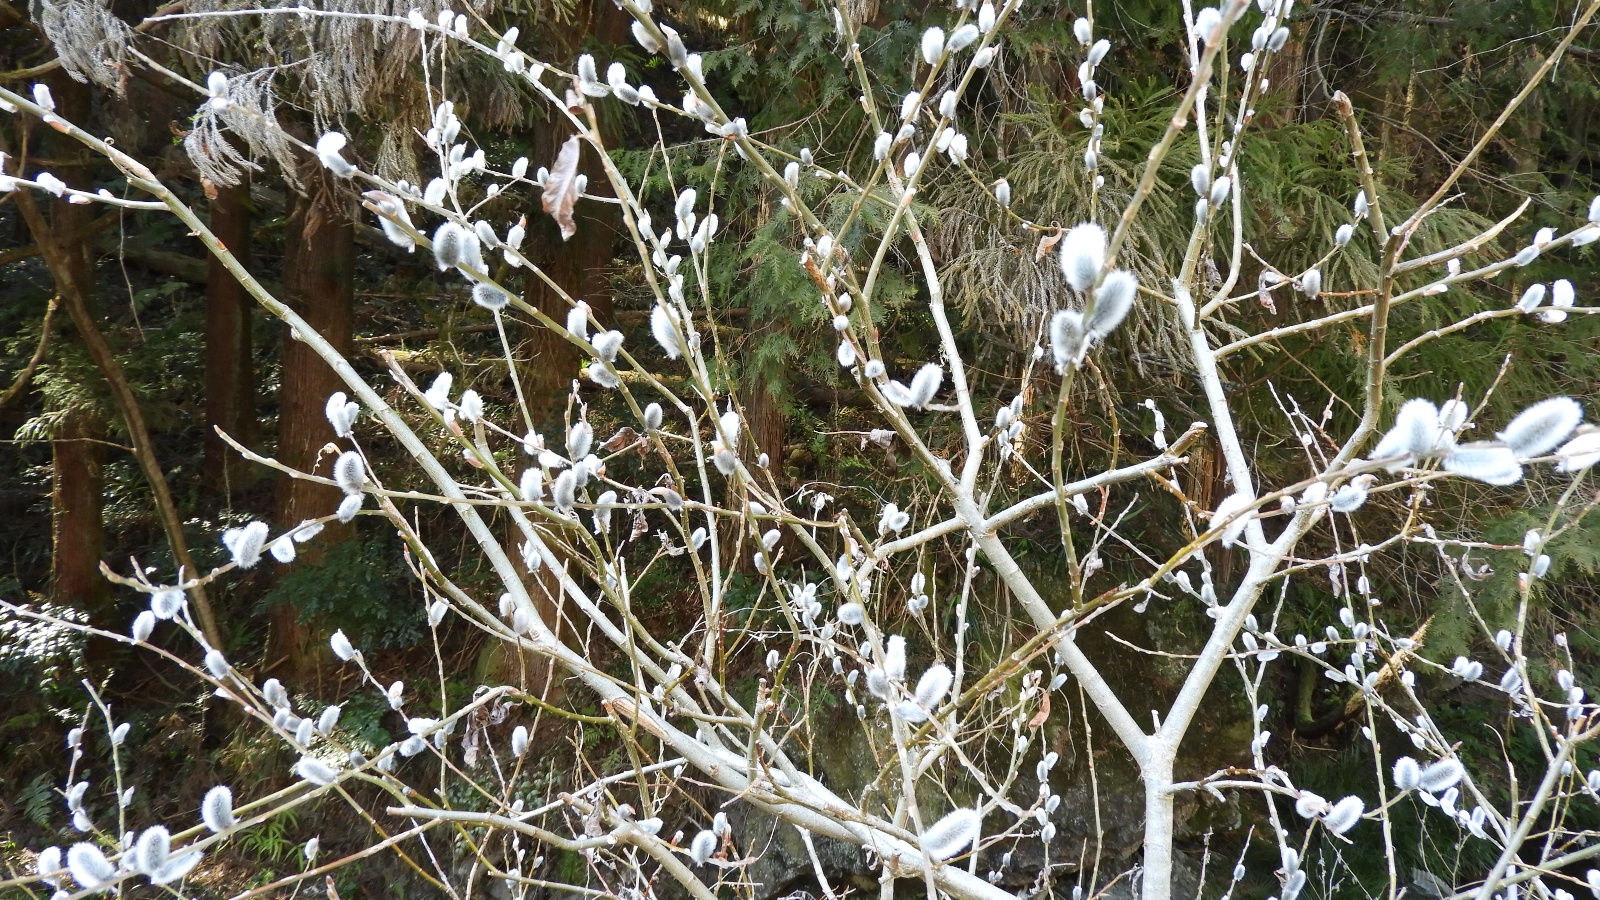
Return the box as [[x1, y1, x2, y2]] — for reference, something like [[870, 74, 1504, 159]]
[[542, 135, 582, 241], [1035, 228, 1063, 261], [1027, 692, 1050, 729], [602, 426, 641, 452]]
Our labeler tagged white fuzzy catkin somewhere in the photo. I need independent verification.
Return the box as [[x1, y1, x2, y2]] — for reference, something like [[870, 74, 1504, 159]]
[[651, 304, 687, 359], [1059, 223, 1106, 292], [565, 302, 591, 341], [593, 330, 624, 362], [1392, 757, 1421, 791], [336, 494, 363, 523], [325, 392, 359, 437], [1088, 270, 1137, 336], [838, 603, 865, 625], [1498, 397, 1582, 459], [1556, 431, 1600, 472], [1323, 796, 1364, 834], [1440, 441, 1523, 483], [689, 829, 718, 865], [223, 521, 270, 569], [151, 589, 184, 619], [1329, 481, 1369, 513], [315, 132, 354, 178], [644, 403, 663, 431], [552, 470, 578, 512], [1418, 758, 1464, 792], [432, 221, 466, 270], [588, 362, 620, 389], [920, 808, 981, 861], [67, 842, 116, 890], [920, 27, 945, 65], [519, 468, 542, 502], [200, 785, 236, 833], [472, 283, 510, 311], [512, 724, 529, 756], [148, 849, 202, 886], [458, 389, 483, 423], [1050, 310, 1085, 371], [1370, 398, 1445, 466], [884, 635, 907, 681], [1209, 175, 1231, 207], [914, 663, 954, 709], [1517, 283, 1547, 313], [333, 452, 365, 495], [568, 421, 594, 460], [948, 23, 980, 51], [295, 756, 338, 786], [900, 90, 921, 121], [1212, 491, 1254, 548], [905, 364, 944, 408], [879, 503, 910, 534], [205, 649, 229, 678], [134, 826, 171, 874], [895, 700, 929, 723], [424, 371, 453, 409], [1301, 268, 1322, 299], [133, 610, 155, 642], [874, 131, 892, 160], [330, 630, 355, 661]]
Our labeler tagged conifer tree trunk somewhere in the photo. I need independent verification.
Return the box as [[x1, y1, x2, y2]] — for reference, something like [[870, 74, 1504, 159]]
[[37, 73, 110, 630], [51, 407, 111, 626], [743, 322, 789, 475], [21, 73, 221, 647], [270, 170, 356, 680], [518, 0, 628, 417], [488, 0, 632, 699], [521, 136, 620, 410], [204, 179, 256, 499]]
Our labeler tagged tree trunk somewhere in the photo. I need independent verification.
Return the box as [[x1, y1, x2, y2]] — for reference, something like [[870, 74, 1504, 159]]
[[480, 517, 569, 704], [51, 408, 111, 625], [742, 349, 788, 474], [18, 72, 222, 646], [204, 178, 256, 499], [42, 73, 108, 629], [520, 140, 620, 413], [270, 169, 356, 680], [516, 0, 629, 419]]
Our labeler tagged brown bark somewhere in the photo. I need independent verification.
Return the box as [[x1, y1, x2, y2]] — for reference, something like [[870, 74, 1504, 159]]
[[479, 516, 568, 704], [51, 408, 112, 625], [16, 73, 223, 646], [744, 365, 788, 472], [516, 0, 629, 420], [39, 72, 109, 630], [520, 138, 620, 412], [204, 179, 257, 497], [269, 169, 356, 679]]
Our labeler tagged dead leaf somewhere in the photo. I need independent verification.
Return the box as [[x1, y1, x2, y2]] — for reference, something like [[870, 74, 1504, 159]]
[[1027, 692, 1050, 729], [602, 426, 640, 451], [542, 135, 582, 241], [1035, 228, 1063, 262]]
